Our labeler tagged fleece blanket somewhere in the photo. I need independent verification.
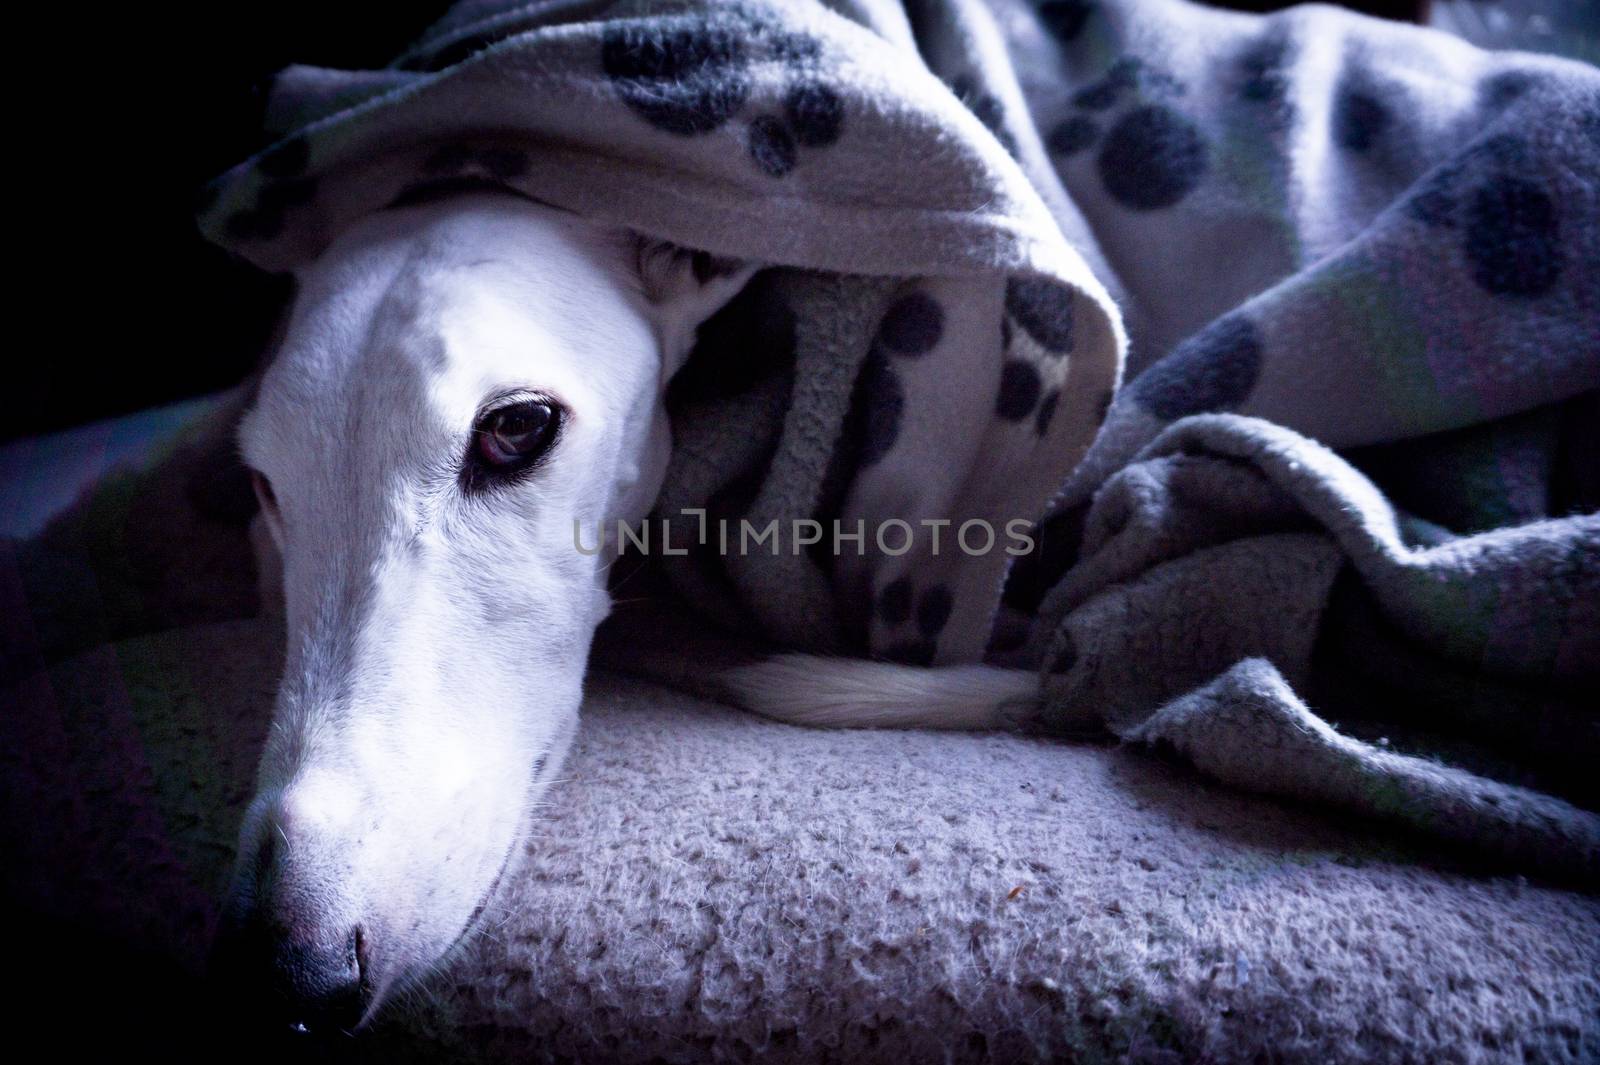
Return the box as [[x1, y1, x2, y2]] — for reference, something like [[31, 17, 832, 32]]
[[197, 0, 1600, 881]]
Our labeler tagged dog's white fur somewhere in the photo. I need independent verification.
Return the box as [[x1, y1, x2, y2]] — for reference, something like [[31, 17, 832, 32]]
[[233, 190, 1032, 1025], [232, 192, 756, 1019]]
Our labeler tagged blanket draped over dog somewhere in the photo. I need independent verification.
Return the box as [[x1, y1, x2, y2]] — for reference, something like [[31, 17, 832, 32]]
[[198, 0, 1600, 881]]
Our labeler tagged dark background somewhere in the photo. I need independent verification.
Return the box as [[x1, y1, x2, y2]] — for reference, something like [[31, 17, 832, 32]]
[[9, 0, 1423, 444], [12, 2, 455, 444]]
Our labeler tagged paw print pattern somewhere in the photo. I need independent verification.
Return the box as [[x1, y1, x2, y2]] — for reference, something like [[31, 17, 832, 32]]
[[1333, 77, 1391, 154], [997, 361, 1044, 423], [826, 289, 947, 477], [602, 18, 753, 135], [1130, 313, 1262, 421], [1478, 70, 1543, 112], [1048, 116, 1098, 157], [601, 11, 844, 178], [1236, 36, 1290, 106], [876, 576, 955, 665], [1097, 105, 1207, 210], [1036, 1, 1097, 44], [815, 286, 960, 566], [1404, 133, 1564, 298], [998, 277, 1077, 435], [946, 73, 1019, 157], [1070, 56, 1143, 110], [1044, 54, 1208, 212], [744, 23, 844, 177]]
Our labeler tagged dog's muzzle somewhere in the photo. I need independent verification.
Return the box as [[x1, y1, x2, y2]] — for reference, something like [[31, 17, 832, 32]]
[[208, 831, 370, 1038]]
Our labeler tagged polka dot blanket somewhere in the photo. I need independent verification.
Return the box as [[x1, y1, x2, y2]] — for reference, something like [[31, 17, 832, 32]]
[[198, 0, 1600, 881]]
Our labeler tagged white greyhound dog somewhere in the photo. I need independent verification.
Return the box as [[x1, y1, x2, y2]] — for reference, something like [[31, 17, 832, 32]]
[[217, 187, 1032, 1035]]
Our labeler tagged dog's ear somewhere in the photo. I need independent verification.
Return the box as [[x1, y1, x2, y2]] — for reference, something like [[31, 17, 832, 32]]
[[635, 238, 761, 381]]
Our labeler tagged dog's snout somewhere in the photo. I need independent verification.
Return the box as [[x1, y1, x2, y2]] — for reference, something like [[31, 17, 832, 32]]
[[210, 914, 368, 1037], [212, 811, 370, 1037]]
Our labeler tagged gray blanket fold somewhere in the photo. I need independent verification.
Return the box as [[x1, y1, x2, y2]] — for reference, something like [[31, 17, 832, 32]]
[[1036, 414, 1600, 881], [198, 0, 1600, 879]]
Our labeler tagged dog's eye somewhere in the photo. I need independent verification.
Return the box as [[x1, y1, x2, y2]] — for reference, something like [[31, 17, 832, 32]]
[[478, 401, 557, 465], [466, 400, 561, 489]]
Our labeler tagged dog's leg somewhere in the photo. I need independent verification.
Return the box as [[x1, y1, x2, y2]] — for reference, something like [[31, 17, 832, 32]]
[[721, 654, 1039, 731]]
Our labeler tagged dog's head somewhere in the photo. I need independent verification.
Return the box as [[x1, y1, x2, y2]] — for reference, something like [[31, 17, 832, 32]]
[[212, 192, 753, 1034]]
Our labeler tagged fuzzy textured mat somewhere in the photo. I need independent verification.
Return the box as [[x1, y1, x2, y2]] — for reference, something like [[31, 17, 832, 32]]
[[5, 612, 1598, 1062]]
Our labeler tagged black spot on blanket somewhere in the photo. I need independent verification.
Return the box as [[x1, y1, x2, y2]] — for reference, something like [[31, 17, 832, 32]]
[[1237, 37, 1289, 104], [997, 360, 1044, 421], [1072, 58, 1140, 111], [748, 116, 798, 176], [1132, 314, 1262, 420], [1465, 175, 1562, 297], [856, 349, 906, 467], [1049, 115, 1099, 156], [602, 21, 751, 135], [816, 347, 905, 522], [770, 31, 822, 65], [964, 89, 1008, 133], [1038, 1, 1096, 44], [1072, 81, 1120, 111], [1334, 86, 1390, 153], [1479, 70, 1541, 112], [917, 585, 954, 638], [877, 292, 945, 356], [1097, 105, 1207, 210], [1005, 278, 1075, 355], [1035, 389, 1061, 437], [1407, 134, 1532, 229], [949, 75, 1018, 156], [878, 576, 914, 626], [785, 81, 844, 146]]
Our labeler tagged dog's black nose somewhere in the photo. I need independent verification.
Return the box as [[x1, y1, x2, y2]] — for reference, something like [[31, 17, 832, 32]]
[[209, 917, 368, 1038]]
